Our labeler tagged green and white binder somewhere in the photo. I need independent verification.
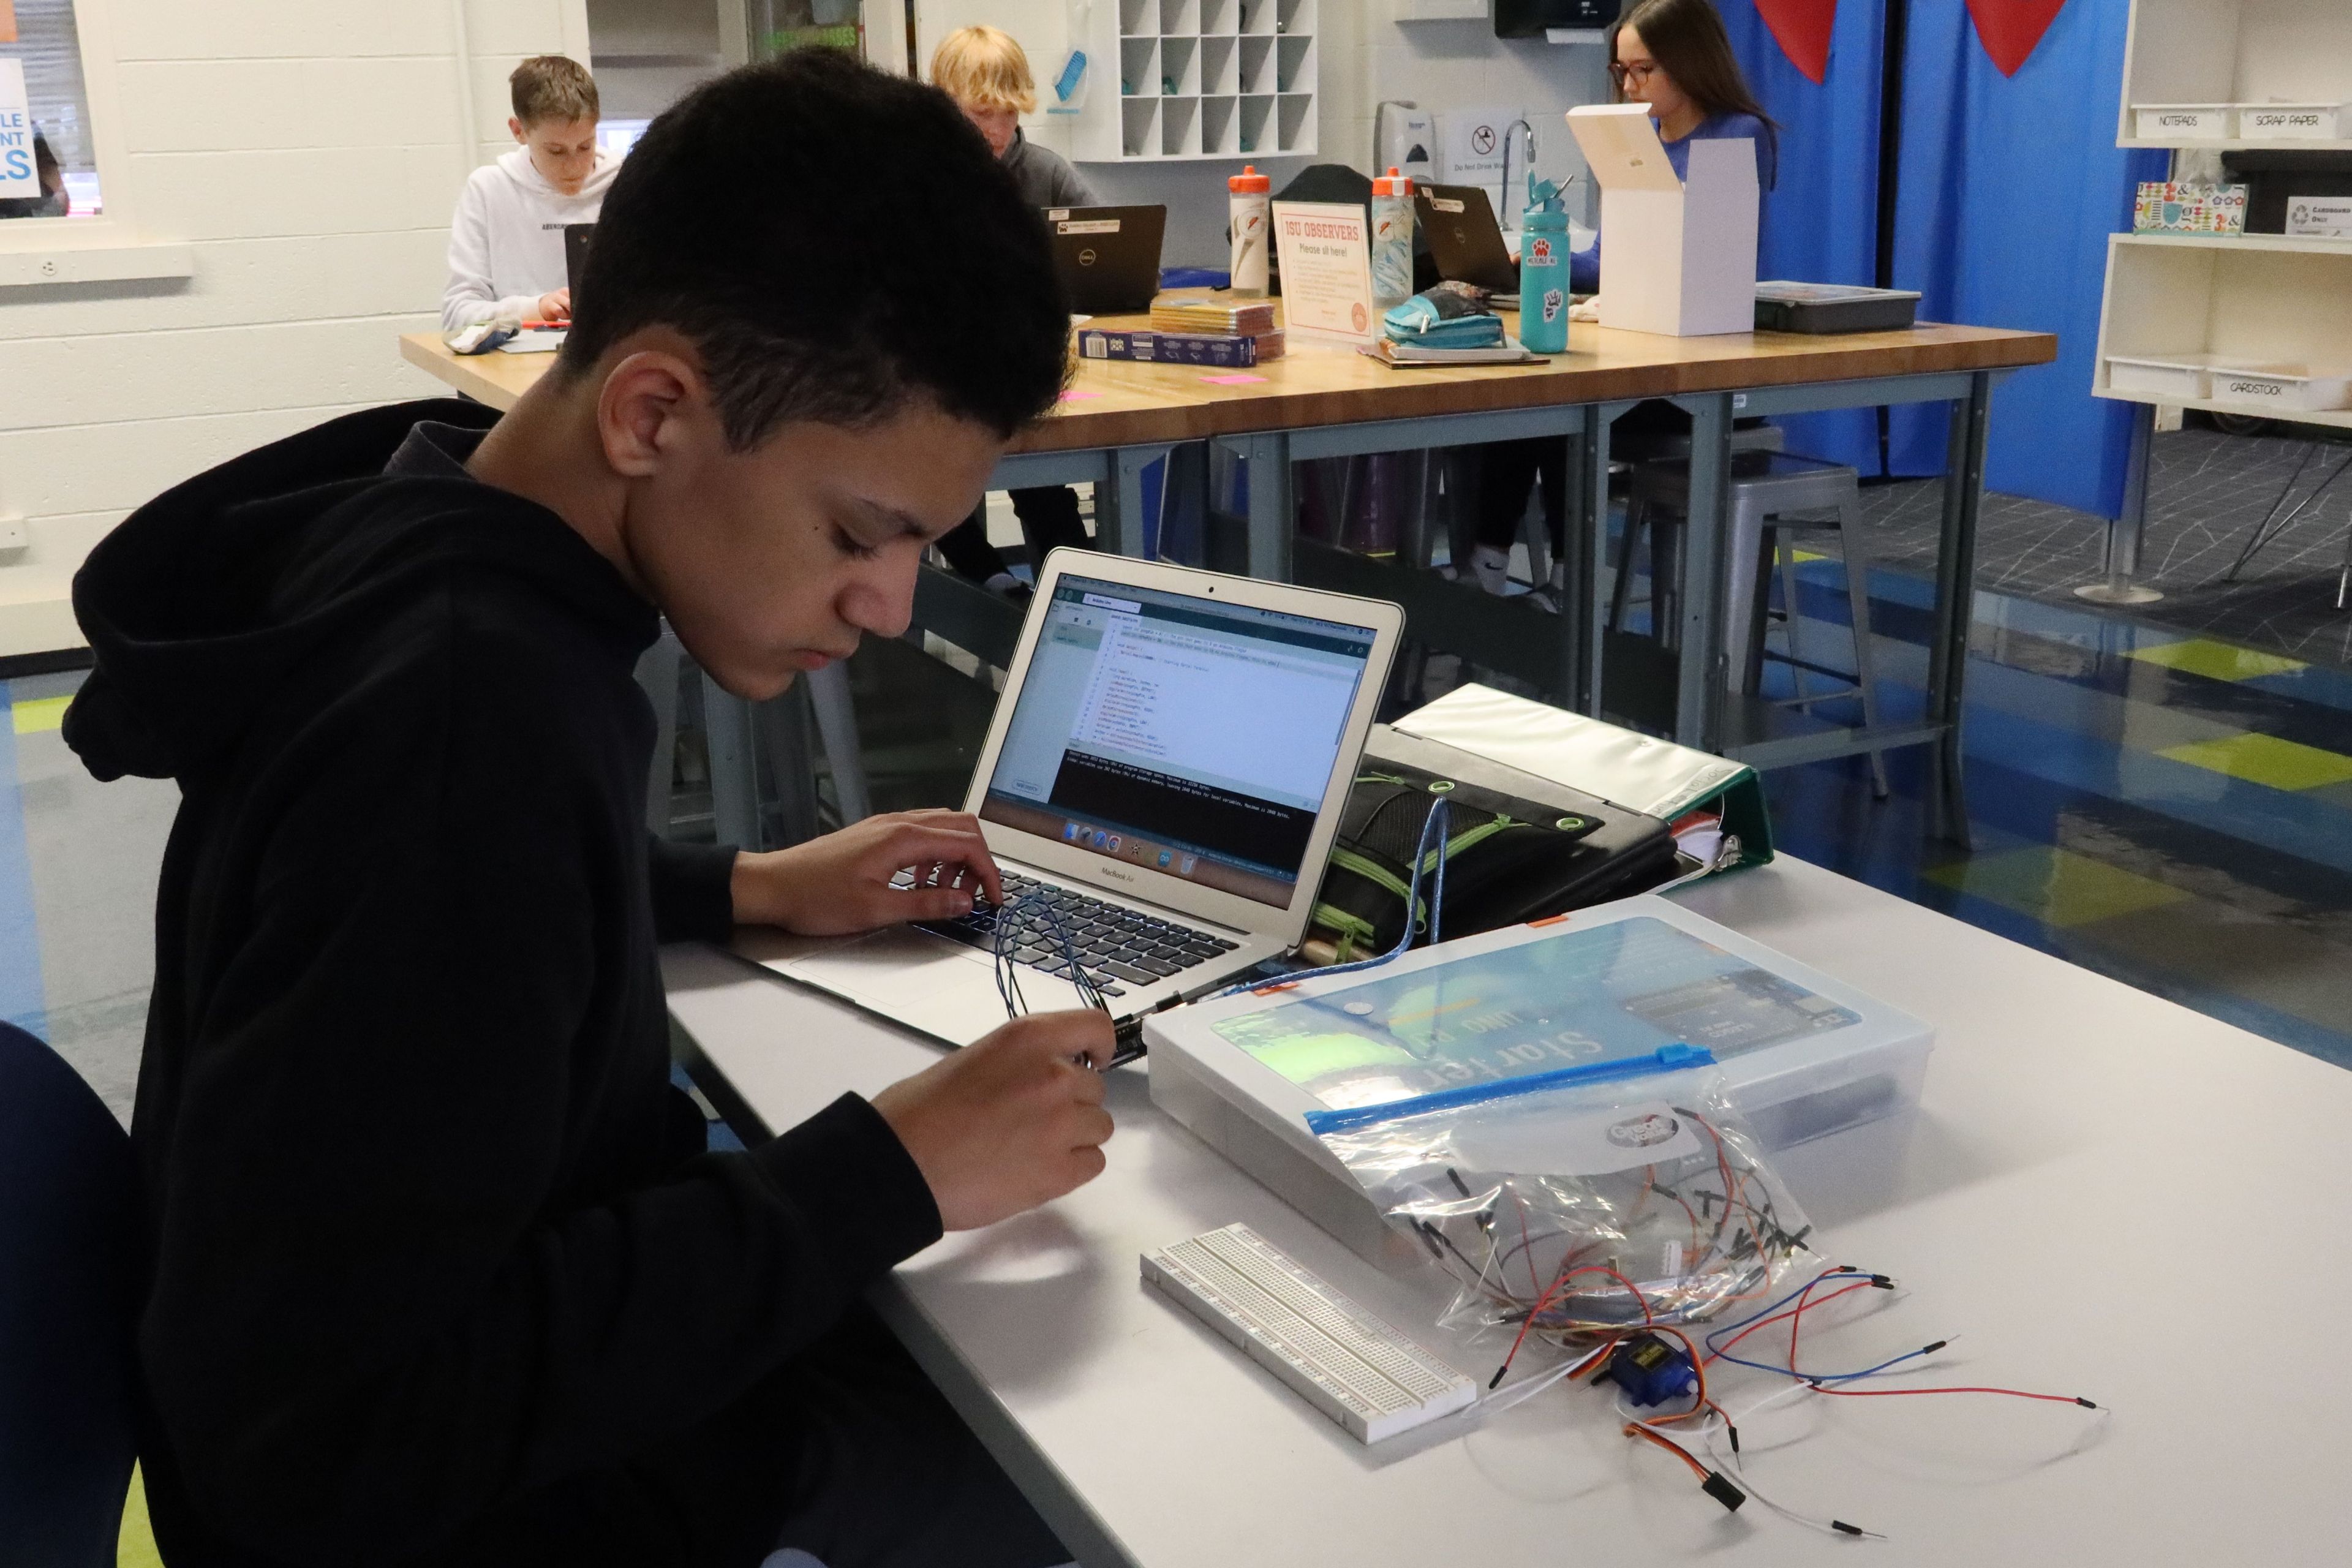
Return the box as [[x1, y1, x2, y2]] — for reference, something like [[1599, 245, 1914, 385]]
[[1390, 682, 1773, 872]]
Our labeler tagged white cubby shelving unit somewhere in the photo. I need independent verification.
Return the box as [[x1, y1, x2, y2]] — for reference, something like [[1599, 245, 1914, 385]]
[[2119, 0, 2352, 151], [1069, 0, 1316, 163], [2095, 0, 2352, 429]]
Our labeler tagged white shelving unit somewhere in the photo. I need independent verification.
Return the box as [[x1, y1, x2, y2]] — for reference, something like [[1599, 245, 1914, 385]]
[[2093, 232, 2352, 431], [1068, 0, 1316, 163], [2097, 0, 2352, 428], [2119, 0, 2352, 151], [2086, 0, 2352, 601]]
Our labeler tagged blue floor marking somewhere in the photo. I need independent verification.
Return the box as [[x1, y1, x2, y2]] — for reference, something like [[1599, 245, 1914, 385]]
[[0, 681, 48, 1039]]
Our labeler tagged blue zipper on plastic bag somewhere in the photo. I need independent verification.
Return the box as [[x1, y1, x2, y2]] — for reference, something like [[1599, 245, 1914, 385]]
[[1300, 1043, 1716, 1137]]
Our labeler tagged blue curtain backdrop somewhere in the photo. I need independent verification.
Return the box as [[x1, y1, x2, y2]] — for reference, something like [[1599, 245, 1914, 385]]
[[1885, 1, 2165, 515], [1718, 0, 1887, 472]]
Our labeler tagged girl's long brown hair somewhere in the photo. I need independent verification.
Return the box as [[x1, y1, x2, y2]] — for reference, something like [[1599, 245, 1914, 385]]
[[1612, 0, 1779, 187]]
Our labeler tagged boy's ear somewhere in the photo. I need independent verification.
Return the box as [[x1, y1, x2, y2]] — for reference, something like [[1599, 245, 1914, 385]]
[[508, 116, 526, 144]]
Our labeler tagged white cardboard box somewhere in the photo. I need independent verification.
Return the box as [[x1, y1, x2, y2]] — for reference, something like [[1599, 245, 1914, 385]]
[[1566, 103, 1758, 337]]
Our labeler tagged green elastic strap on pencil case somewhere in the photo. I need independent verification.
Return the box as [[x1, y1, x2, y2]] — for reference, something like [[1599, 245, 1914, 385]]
[[1310, 771, 1602, 960]]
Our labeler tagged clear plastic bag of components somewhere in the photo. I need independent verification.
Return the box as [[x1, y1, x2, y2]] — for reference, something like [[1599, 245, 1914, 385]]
[[1310, 1050, 1819, 1340]]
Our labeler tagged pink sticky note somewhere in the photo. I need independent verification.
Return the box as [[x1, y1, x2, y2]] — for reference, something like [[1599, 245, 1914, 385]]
[[1058, 389, 1104, 402], [1202, 374, 1267, 385]]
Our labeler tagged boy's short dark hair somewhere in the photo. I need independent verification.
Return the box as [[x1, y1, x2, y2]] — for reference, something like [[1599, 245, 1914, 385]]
[[511, 56, 599, 126], [559, 50, 1069, 448]]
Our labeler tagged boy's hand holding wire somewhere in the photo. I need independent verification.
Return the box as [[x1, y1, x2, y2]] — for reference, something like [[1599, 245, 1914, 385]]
[[871, 1009, 1116, 1231]]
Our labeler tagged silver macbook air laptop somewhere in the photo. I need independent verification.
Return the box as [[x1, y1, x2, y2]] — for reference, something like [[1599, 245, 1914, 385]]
[[746, 551, 1404, 1050]]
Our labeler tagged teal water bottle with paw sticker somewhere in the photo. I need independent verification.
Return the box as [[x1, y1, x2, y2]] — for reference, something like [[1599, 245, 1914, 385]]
[[1518, 178, 1570, 354]]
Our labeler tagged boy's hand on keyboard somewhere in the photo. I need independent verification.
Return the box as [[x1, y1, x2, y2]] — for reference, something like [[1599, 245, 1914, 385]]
[[870, 1009, 1117, 1230], [730, 809, 1004, 934]]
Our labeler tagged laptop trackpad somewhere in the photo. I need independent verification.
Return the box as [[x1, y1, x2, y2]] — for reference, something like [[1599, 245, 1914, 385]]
[[781, 930, 1010, 1048], [780, 928, 1101, 1046]]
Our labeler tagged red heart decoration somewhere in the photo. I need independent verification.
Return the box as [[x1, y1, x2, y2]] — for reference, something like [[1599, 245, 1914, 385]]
[[1966, 0, 2067, 78], [1753, 0, 1837, 86]]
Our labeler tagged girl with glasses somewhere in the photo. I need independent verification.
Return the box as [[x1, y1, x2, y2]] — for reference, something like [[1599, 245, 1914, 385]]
[[1464, 0, 1781, 609]]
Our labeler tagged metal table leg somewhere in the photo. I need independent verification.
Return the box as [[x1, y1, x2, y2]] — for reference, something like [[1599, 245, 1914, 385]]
[[805, 661, 869, 826], [1093, 446, 1166, 557], [1927, 372, 1991, 848], [1240, 431, 1294, 582], [1672, 394, 1735, 752], [2076, 400, 2163, 606], [1569, 402, 1627, 717], [635, 623, 686, 837], [702, 673, 762, 851]]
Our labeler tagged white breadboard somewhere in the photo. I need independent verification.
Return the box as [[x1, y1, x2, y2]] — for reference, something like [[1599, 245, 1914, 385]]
[[1141, 1223, 1474, 1442]]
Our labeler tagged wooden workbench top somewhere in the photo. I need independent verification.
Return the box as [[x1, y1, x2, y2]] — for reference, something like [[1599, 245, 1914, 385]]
[[402, 310, 2055, 453]]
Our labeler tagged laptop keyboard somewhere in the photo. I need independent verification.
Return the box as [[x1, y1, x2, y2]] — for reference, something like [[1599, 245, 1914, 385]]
[[914, 869, 1239, 997]]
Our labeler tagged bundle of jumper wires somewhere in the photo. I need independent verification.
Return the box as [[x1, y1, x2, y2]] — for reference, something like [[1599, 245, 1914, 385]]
[[989, 890, 1112, 1019], [1312, 1054, 2102, 1538]]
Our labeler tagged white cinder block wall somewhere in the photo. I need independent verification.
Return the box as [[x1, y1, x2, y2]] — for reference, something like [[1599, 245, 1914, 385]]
[[0, 3, 1607, 656], [911, 4, 1604, 263], [0, 0, 590, 656]]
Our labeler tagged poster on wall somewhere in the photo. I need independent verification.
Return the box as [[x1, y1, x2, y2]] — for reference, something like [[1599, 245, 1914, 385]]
[[0, 59, 39, 199]]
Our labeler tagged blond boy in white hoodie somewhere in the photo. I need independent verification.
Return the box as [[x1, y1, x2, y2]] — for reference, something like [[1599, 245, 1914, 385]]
[[441, 56, 619, 333]]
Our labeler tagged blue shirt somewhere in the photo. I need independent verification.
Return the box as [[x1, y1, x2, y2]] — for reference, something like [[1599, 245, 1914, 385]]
[[1570, 110, 1775, 294]]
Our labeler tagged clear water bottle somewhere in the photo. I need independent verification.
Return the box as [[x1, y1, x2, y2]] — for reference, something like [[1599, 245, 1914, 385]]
[[1370, 166, 1415, 312], [1519, 178, 1570, 355]]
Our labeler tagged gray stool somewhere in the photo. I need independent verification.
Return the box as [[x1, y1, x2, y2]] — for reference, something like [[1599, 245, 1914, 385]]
[[1617, 451, 1890, 797]]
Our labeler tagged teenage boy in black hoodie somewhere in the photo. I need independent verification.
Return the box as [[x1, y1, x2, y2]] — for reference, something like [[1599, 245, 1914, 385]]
[[66, 51, 1107, 1568]]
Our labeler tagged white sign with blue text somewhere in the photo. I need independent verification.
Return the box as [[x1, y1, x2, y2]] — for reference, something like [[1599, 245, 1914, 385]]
[[0, 59, 36, 198]]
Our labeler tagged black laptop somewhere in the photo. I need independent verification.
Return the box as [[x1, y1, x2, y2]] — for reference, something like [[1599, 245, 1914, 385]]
[[1042, 205, 1166, 315], [1414, 183, 1520, 294]]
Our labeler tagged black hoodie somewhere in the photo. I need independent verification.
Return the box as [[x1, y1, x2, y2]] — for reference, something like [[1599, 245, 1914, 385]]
[[67, 401, 943, 1567]]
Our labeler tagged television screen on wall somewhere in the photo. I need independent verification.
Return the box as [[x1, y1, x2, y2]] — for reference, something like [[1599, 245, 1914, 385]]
[[1494, 0, 1624, 40]]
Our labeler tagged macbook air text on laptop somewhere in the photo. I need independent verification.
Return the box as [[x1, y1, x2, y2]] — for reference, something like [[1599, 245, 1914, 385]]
[[750, 551, 1404, 1049], [1043, 205, 1167, 315]]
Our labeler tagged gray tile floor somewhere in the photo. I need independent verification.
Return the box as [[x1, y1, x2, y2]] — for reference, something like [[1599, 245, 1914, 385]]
[[1858, 423, 2352, 666], [26, 418, 2352, 1126], [10, 669, 175, 1121]]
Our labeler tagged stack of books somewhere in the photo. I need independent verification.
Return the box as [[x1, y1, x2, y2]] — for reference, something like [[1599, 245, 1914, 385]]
[[1150, 296, 1277, 336], [1074, 295, 1287, 368]]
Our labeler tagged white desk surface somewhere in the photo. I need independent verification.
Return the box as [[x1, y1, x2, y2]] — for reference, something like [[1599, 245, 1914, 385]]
[[663, 855, 2350, 1566]]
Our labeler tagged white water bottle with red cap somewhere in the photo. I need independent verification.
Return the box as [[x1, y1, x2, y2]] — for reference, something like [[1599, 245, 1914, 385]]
[[1370, 166, 1415, 312], [1229, 164, 1271, 297]]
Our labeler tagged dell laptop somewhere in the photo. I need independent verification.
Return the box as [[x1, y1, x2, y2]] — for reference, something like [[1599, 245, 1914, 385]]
[[746, 551, 1404, 1049], [1415, 183, 1521, 295], [1043, 205, 1167, 315]]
